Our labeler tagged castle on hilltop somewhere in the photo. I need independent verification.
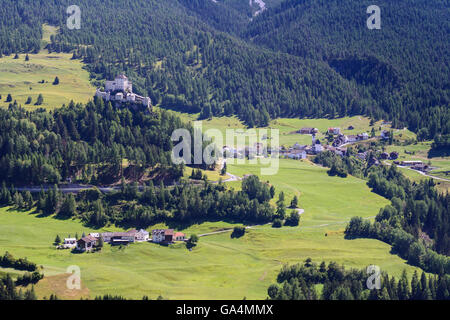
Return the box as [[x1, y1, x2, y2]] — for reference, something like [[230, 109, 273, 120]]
[[95, 74, 152, 110]]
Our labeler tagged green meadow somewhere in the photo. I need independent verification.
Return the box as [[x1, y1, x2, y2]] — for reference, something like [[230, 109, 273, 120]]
[[0, 25, 94, 110], [0, 159, 422, 300]]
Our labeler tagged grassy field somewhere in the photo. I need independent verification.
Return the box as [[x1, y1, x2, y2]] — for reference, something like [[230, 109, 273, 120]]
[[0, 159, 422, 300], [0, 25, 94, 110], [227, 159, 391, 227], [183, 165, 230, 182]]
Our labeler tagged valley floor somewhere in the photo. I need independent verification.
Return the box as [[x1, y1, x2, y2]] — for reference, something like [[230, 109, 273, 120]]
[[0, 160, 421, 300]]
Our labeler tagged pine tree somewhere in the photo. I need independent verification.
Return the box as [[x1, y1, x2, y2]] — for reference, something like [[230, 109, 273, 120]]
[[24, 286, 37, 300], [221, 162, 227, 176], [54, 235, 61, 245], [35, 94, 44, 105], [290, 195, 298, 208], [60, 194, 76, 217], [411, 271, 420, 299], [397, 270, 410, 300], [97, 236, 104, 248], [276, 192, 286, 219]]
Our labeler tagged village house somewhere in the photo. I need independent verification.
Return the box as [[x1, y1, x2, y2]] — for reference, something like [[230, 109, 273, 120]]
[[328, 127, 341, 135], [152, 229, 174, 244], [76, 235, 98, 252], [400, 161, 423, 167], [332, 134, 348, 147], [174, 232, 186, 242], [288, 150, 307, 160], [298, 127, 319, 135], [136, 229, 150, 242], [292, 143, 307, 150], [411, 163, 430, 172], [358, 133, 369, 140], [325, 146, 347, 157], [63, 238, 77, 249], [100, 229, 137, 244], [347, 135, 358, 143]]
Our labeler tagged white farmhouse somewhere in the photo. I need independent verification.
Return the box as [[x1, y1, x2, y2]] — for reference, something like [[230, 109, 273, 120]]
[[63, 238, 77, 248], [136, 229, 150, 242]]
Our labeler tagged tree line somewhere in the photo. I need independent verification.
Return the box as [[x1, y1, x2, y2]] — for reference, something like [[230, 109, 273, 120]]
[[0, 274, 37, 300], [268, 258, 450, 300], [0, 175, 278, 229]]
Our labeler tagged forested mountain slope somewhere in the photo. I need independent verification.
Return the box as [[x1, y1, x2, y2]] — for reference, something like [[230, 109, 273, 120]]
[[0, 0, 448, 137], [245, 0, 450, 137]]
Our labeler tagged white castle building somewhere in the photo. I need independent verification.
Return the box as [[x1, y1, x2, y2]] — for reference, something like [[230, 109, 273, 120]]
[[95, 74, 151, 110]]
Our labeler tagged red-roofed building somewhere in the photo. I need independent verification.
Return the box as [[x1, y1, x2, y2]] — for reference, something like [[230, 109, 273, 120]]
[[328, 127, 341, 135], [174, 232, 186, 242]]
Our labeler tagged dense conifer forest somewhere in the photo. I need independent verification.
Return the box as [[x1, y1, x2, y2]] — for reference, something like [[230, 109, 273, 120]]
[[0, 99, 189, 186], [0, 0, 448, 135]]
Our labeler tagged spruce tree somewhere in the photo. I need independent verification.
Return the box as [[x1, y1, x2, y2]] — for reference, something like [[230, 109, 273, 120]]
[[35, 94, 44, 105], [290, 195, 298, 208], [54, 235, 61, 245]]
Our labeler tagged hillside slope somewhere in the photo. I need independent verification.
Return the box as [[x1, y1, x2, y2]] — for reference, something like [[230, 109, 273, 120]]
[[0, 0, 448, 137], [245, 0, 450, 136]]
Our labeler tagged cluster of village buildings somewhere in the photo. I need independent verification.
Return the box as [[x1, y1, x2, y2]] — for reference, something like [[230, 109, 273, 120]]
[[62, 229, 186, 252], [222, 126, 391, 161]]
